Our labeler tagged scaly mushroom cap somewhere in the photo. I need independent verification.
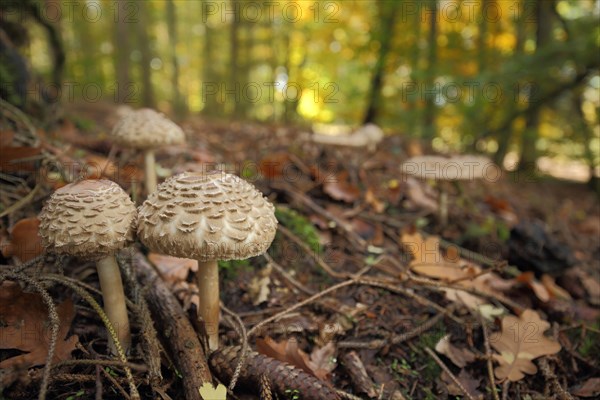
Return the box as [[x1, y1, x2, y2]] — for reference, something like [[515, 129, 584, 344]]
[[111, 108, 185, 149], [400, 155, 496, 181], [39, 179, 137, 260], [137, 171, 278, 261]]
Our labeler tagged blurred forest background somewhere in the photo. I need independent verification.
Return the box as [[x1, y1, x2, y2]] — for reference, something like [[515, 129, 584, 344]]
[[1, 0, 599, 179]]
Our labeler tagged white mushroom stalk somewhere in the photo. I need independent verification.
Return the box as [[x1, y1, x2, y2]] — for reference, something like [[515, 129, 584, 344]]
[[111, 108, 186, 195], [137, 171, 278, 351], [39, 179, 137, 354]]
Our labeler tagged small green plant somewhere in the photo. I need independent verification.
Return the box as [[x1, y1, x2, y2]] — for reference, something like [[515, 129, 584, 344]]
[[284, 388, 301, 399], [219, 259, 251, 280], [65, 389, 85, 400], [274, 206, 321, 254]]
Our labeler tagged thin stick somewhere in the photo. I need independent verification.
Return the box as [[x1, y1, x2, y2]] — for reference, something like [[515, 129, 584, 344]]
[[220, 303, 249, 392], [277, 224, 348, 279], [0, 181, 40, 218], [263, 252, 314, 295], [247, 278, 356, 338], [480, 312, 500, 400], [425, 347, 475, 400]]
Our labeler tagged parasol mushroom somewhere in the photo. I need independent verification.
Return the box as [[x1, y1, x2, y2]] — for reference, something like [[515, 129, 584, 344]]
[[111, 108, 186, 194], [137, 171, 278, 350], [39, 179, 137, 353]]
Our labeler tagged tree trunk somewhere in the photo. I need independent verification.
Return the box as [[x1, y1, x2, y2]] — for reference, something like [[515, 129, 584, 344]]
[[422, 0, 438, 139], [228, 1, 240, 117], [114, 0, 131, 104], [362, 0, 399, 125], [166, 0, 185, 116], [518, 0, 552, 172], [137, 1, 155, 108]]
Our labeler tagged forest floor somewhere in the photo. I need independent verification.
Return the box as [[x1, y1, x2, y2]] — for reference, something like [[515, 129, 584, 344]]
[[1, 102, 599, 400]]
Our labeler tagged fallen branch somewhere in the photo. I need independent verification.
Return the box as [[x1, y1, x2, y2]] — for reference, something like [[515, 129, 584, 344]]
[[133, 252, 212, 400]]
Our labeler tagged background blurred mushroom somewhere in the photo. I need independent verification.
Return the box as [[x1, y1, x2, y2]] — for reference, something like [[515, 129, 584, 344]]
[[39, 179, 137, 353], [137, 171, 278, 350], [111, 108, 186, 194], [401, 155, 497, 225]]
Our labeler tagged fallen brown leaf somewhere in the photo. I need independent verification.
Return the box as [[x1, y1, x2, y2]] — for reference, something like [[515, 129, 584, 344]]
[[491, 309, 561, 381], [256, 337, 333, 382], [571, 377, 600, 398], [323, 171, 361, 203], [441, 369, 483, 399], [1, 217, 43, 262], [148, 253, 198, 284], [435, 334, 476, 368], [0, 282, 79, 369]]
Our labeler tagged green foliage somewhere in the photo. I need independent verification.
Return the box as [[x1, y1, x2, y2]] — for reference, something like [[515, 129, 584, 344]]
[[65, 390, 86, 400], [464, 216, 510, 243], [274, 206, 321, 254], [218, 259, 251, 280], [284, 388, 301, 399]]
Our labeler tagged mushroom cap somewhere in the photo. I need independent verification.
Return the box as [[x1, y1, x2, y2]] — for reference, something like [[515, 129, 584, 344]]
[[137, 171, 278, 261], [39, 179, 137, 260], [111, 108, 185, 149], [400, 155, 497, 181]]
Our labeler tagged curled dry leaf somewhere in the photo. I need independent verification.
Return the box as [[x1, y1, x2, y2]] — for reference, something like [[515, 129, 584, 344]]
[[435, 334, 476, 368], [491, 309, 561, 382], [365, 187, 386, 213], [256, 337, 335, 382], [571, 377, 600, 398], [400, 231, 505, 314], [1, 217, 43, 262], [323, 171, 361, 203], [0, 283, 79, 369], [148, 252, 198, 284]]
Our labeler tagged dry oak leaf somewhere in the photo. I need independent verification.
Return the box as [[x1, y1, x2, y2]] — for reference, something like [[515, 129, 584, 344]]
[[0, 283, 79, 369], [198, 382, 227, 400], [148, 252, 198, 284], [491, 309, 560, 382]]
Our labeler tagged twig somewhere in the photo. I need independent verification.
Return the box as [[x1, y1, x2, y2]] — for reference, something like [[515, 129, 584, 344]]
[[0, 181, 40, 218], [247, 278, 357, 338], [479, 312, 500, 400], [276, 224, 348, 279], [272, 181, 368, 251], [263, 252, 315, 295], [100, 367, 130, 400], [501, 381, 510, 400], [425, 347, 476, 400], [338, 311, 446, 349], [220, 303, 249, 392], [538, 357, 574, 400], [54, 359, 148, 372]]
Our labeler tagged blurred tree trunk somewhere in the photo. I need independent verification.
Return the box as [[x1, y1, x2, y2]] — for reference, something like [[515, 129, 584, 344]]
[[202, 1, 217, 116], [137, 1, 155, 108], [518, 0, 552, 172], [229, 1, 240, 117], [494, 0, 527, 166], [114, 0, 131, 103], [166, 0, 185, 116], [422, 0, 438, 139], [362, 0, 399, 125], [477, 0, 488, 72]]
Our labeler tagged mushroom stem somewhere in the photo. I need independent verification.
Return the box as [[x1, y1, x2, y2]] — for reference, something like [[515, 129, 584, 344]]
[[439, 189, 448, 226], [97, 255, 131, 354], [144, 149, 158, 194], [197, 259, 220, 351]]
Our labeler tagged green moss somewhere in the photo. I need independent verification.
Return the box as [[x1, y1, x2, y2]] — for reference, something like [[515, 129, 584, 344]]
[[219, 259, 251, 280], [274, 206, 321, 254]]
